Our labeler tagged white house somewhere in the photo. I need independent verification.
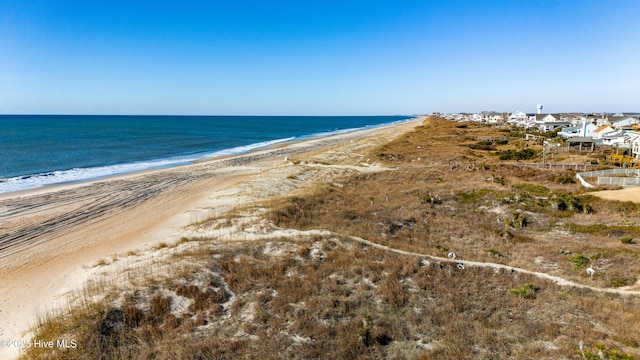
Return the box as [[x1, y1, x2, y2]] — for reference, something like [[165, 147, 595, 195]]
[[601, 130, 628, 146], [535, 114, 558, 124], [559, 122, 598, 139], [533, 114, 570, 132], [612, 116, 640, 129], [539, 122, 571, 132], [508, 110, 526, 123]]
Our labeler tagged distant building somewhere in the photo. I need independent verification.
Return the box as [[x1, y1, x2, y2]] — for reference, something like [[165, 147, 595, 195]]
[[482, 111, 503, 124], [534, 114, 570, 132], [535, 114, 558, 123], [508, 110, 526, 123], [612, 116, 640, 129], [601, 130, 627, 146], [593, 125, 615, 139], [559, 122, 597, 139]]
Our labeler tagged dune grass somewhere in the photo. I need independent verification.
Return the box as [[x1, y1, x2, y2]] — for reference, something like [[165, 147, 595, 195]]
[[22, 117, 640, 359]]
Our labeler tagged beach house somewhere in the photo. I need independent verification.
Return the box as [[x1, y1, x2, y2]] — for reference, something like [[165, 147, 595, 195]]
[[535, 114, 571, 132], [593, 125, 615, 139], [601, 130, 629, 147], [559, 122, 597, 139], [612, 116, 640, 130], [508, 110, 526, 123]]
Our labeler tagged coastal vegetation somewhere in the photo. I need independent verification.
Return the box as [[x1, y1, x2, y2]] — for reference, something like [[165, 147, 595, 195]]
[[22, 117, 640, 359]]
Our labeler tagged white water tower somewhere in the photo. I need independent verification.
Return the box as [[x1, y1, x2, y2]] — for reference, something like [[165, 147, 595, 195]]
[[537, 104, 543, 114]]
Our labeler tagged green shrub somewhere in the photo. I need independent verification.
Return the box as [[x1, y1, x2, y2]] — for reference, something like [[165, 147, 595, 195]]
[[555, 194, 594, 214], [493, 176, 506, 185], [616, 201, 640, 215], [434, 244, 449, 254], [422, 193, 442, 205], [486, 248, 504, 258], [468, 143, 495, 150], [569, 223, 640, 236], [512, 183, 550, 196], [577, 347, 636, 360], [620, 237, 634, 244], [607, 274, 637, 288], [508, 282, 538, 299], [457, 189, 492, 203], [569, 254, 589, 270], [506, 212, 528, 228], [498, 149, 537, 161]]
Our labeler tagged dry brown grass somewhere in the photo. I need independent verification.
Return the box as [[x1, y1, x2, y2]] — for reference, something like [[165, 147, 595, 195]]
[[22, 117, 640, 359], [23, 237, 640, 359]]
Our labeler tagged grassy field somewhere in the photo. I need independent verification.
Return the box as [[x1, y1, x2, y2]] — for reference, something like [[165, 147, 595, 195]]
[[22, 118, 640, 359]]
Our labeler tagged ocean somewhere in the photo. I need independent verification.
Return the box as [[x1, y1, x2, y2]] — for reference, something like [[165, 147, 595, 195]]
[[0, 115, 413, 194]]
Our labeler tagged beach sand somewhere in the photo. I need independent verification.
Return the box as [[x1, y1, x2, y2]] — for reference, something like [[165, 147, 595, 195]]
[[0, 118, 422, 359]]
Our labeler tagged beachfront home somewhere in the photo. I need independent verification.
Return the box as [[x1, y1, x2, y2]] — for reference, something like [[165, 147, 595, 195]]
[[533, 114, 570, 132], [612, 116, 640, 129], [559, 122, 597, 139], [593, 125, 615, 139], [556, 113, 584, 125], [483, 112, 504, 124], [539, 122, 570, 133], [535, 114, 558, 124], [568, 114, 589, 126], [508, 110, 526, 123], [601, 130, 628, 146], [587, 114, 613, 126]]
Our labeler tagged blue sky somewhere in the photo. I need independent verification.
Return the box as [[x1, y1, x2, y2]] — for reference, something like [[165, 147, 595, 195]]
[[1, 0, 638, 115]]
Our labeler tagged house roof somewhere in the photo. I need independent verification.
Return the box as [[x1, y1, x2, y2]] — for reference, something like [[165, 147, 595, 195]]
[[534, 114, 559, 121], [602, 130, 625, 138], [613, 116, 640, 124], [594, 125, 614, 133], [540, 121, 571, 126], [566, 137, 594, 143]]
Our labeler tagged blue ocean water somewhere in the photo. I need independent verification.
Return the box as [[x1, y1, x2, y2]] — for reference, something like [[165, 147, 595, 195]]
[[0, 115, 413, 193]]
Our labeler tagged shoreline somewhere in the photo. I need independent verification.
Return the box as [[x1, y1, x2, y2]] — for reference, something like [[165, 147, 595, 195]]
[[0, 117, 418, 198], [0, 117, 418, 202], [0, 117, 423, 360]]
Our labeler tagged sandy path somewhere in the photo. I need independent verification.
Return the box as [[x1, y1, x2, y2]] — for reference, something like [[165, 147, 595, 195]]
[[589, 186, 640, 202], [0, 118, 423, 359], [346, 236, 640, 296]]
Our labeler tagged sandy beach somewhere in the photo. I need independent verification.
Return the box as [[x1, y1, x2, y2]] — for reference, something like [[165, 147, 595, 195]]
[[0, 118, 422, 359]]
